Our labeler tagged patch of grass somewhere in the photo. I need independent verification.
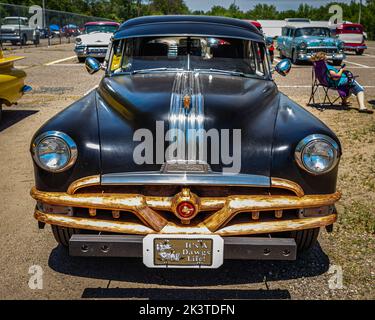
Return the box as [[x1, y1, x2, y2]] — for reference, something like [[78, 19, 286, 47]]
[[339, 202, 375, 234]]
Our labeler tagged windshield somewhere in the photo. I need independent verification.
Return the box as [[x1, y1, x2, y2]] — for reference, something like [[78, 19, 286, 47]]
[[4, 18, 26, 25], [344, 26, 363, 32], [295, 27, 331, 37], [85, 25, 117, 34], [109, 36, 270, 79]]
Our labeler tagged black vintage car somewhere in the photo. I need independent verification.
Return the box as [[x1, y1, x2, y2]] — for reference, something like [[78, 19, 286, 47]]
[[30, 16, 341, 269]]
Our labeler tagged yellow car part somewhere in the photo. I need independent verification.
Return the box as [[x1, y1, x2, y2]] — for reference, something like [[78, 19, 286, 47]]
[[0, 50, 27, 106]]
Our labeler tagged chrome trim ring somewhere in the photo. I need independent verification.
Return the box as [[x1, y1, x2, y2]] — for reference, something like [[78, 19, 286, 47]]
[[295, 134, 340, 175], [31, 131, 78, 173]]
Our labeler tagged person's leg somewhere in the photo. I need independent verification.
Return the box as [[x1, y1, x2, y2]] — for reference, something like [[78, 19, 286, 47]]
[[357, 91, 366, 110], [351, 81, 372, 113], [341, 95, 348, 106]]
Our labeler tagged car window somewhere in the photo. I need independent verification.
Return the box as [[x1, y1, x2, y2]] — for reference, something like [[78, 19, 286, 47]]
[[85, 25, 117, 34], [344, 26, 362, 32], [4, 18, 26, 25], [109, 36, 271, 79]]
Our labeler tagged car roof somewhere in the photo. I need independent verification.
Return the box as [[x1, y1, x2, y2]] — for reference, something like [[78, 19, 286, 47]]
[[285, 24, 329, 29], [245, 20, 261, 28], [5, 16, 28, 20], [85, 21, 120, 26], [115, 15, 264, 41], [341, 23, 363, 27]]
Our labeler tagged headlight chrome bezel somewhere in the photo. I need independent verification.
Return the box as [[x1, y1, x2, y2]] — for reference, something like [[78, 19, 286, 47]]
[[298, 41, 307, 50], [32, 131, 78, 173], [295, 134, 340, 175]]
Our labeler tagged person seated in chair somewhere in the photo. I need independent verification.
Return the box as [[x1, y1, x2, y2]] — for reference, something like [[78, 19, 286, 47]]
[[311, 52, 373, 114]]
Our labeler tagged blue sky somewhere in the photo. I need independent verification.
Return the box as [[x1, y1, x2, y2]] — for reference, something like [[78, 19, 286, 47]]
[[185, 0, 355, 12]]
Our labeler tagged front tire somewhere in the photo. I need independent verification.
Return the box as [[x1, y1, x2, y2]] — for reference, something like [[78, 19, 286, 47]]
[[291, 49, 300, 65], [33, 35, 40, 45], [356, 49, 364, 55], [51, 225, 80, 247], [290, 228, 320, 252], [21, 34, 27, 46]]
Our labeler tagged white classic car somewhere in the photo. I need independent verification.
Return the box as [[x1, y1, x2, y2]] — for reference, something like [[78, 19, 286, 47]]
[[74, 21, 119, 62], [0, 17, 40, 45]]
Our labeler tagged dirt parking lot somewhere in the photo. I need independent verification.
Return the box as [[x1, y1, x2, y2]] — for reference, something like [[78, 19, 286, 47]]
[[0, 42, 374, 300]]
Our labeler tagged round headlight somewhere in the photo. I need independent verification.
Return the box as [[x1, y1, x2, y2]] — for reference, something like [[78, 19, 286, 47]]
[[32, 131, 77, 173], [75, 37, 82, 44], [295, 134, 340, 175], [299, 42, 307, 50]]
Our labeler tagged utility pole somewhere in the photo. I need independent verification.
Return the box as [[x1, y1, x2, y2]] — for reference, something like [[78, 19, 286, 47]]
[[358, 0, 362, 24], [42, 0, 46, 29]]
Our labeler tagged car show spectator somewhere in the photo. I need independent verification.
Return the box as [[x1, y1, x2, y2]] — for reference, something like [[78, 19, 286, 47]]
[[311, 52, 373, 114]]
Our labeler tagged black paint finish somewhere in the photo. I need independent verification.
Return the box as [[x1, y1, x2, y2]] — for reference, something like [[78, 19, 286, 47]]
[[31, 92, 101, 192], [271, 94, 341, 194], [97, 74, 280, 177], [115, 15, 264, 42]]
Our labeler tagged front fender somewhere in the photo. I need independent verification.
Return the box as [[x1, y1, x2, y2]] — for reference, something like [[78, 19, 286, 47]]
[[31, 91, 101, 192], [271, 94, 341, 195]]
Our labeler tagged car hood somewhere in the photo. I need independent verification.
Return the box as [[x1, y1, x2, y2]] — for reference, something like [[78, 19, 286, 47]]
[[298, 36, 340, 47], [78, 32, 112, 45], [96, 72, 280, 176], [0, 24, 23, 30]]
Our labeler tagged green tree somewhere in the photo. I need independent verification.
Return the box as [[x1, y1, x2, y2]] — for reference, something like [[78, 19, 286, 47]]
[[149, 0, 189, 15]]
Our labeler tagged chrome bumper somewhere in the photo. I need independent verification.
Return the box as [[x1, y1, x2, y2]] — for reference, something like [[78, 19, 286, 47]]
[[344, 45, 367, 50], [0, 34, 21, 41], [298, 52, 345, 61], [31, 175, 340, 236], [69, 234, 298, 260]]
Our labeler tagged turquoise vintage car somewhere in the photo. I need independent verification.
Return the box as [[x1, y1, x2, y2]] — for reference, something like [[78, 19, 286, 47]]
[[277, 24, 345, 65]]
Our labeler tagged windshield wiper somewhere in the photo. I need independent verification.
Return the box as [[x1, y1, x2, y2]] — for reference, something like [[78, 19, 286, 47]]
[[130, 68, 184, 75], [194, 68, 250, 78]]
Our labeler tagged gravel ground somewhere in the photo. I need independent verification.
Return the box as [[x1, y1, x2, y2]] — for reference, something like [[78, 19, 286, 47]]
[[0, 43, 374, 300]]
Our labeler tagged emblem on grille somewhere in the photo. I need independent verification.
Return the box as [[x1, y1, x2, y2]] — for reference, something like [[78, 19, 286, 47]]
[[172, 188, 200, 224], [183, 94, 191, 110]]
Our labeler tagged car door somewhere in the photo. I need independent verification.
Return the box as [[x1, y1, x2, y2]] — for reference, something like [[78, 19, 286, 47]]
[[285, 28, 295, 58], [278, 27, 288, 54]]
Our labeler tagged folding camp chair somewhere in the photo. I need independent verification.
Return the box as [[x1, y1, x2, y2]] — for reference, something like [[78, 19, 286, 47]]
[[308, 60, 349, 108]]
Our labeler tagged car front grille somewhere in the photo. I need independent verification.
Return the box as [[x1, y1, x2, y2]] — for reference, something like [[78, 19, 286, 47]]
[[307, 47, 338, 54], [0, 29, 16, 34], [87, 46, 107, 54]]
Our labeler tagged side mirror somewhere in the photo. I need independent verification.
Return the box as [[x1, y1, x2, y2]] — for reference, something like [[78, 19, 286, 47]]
[[85, 57, 102, 75], [274, 59, 292, 77]]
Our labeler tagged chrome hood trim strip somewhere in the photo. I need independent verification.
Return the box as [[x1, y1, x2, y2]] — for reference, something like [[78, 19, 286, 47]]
[[168, 71, 204, 162], [101, 172, 270, 187]]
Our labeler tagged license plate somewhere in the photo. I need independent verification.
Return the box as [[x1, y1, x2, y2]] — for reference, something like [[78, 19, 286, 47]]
[[143, 235, 224, 269]]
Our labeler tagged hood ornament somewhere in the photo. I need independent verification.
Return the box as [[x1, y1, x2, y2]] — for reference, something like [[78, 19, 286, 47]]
[[183, 94, 191, 111]]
